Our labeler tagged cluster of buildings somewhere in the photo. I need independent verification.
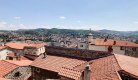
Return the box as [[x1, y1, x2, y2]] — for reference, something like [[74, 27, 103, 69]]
[[0, 32, 138, 80]]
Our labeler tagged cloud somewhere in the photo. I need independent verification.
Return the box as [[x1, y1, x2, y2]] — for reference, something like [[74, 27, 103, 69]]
[[9, 24, 16, 28], [0, 22, 7, 28], [20, 24, 27, 29], [134, 22, 138, 24], [77, 21, 81, 22], [60, 16, 65, 19], [15, 17, 20, 19], [57, 25, 59, 27], [15, 21, 20, 22]]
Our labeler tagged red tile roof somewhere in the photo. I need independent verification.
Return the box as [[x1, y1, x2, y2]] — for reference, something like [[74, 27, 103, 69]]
[[7, 53, 30, 60], [5, 60, 32, 66], [0, 60, 32, 77], [0, 46, 6, 50], [0, 77, 12, 80], [30, 55, 87, 73], [59, 67, 82, 80], [5, 42, 46, 49], [74, 55, 121, 80], [114, 53, 138, 77], [95, 39, 138, 47], [0, 60, 19, 77]]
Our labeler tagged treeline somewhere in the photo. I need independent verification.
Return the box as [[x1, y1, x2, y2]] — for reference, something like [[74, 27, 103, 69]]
[[16, 28, 101, 37]]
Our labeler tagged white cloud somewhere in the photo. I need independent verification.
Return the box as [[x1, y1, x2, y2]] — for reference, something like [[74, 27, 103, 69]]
[[134, 22, 138, 24], [60, 16, 65, 19], [15, 21, 20, 22], [20, 24, 27, 29], [9, 24, 16, 28], [77, 21, 81, 22], [0, 22, 7, 28], [15, 17, 20, 19], [57, 25, 59, 27]]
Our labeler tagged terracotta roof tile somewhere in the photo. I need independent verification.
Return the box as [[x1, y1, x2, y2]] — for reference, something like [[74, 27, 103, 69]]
[[0, 77, 12, 80], [95, 39, 138, 47], [74, 55, 121, 80], [59, 67, 82, 80], [0, 46, 6, 50], [5, 42, 46, 49], [7, 53, 30, 60], [0, 60, 19, 77], [114, 53, 138, 77], [30, 54, 87, 73], [5, 60, 32, 66]]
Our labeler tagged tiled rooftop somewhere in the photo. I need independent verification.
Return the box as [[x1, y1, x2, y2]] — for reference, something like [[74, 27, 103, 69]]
[[59, 67, 82, 80], [74, 55, 121, 80], [30, 54, 87, 73], [0, 77, 12, 80], [114, 53, 138, 77], [0, 60, 19, 77], [0, 46, 7, 50], [5, 42, 46, 49], [7, 53, 30, 60], [0, 60, 32, 77], [95, 39, 138, 47]]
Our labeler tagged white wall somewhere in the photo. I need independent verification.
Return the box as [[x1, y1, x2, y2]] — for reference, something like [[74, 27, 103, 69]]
[[0, 48, 7, 60], [112, 46, 125, 55], [89, 45, 125, 55], [77, 43, 87, 49], [37, 46, 45, 55], [89, 45, 106, 51]]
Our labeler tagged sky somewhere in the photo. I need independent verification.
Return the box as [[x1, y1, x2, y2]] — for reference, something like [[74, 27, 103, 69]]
[[0, 0, 138, 31]]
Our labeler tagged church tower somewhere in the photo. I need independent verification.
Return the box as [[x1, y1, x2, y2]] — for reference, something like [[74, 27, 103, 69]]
[[87, 28, 93, 43]]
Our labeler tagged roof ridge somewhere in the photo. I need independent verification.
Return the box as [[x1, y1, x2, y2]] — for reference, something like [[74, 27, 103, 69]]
[[3, 60, 19, 66], [112, 54, 122, 70]]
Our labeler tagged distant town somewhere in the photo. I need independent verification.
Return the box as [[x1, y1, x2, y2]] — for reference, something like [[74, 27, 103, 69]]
[[1, 28, 138, 47]]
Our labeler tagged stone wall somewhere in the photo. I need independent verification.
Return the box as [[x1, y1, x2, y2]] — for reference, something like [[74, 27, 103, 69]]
[[7, 47, 24, 56], [24, 47, 37, 55], [4, 66, 31, 80], [125, 47, 138, 58], [45, 46, 112, 59]]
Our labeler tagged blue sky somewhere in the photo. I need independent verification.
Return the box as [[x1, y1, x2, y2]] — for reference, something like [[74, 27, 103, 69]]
[[0, 0, 138, 31]]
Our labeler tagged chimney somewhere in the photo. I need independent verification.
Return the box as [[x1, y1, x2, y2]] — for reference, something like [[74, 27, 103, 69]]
[[104, 38, 107, 42], [113, 41, 116, 45], [84, 64, 90, 80], [43, 52, 47, 58]]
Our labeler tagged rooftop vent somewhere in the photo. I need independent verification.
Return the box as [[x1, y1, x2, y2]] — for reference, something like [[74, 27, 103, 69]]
[[85, 64, 90, 70]]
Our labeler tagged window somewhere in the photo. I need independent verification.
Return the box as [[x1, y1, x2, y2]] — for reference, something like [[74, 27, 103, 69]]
[[120, 46, 124, 50], [36, 68, 40, 73], [132, 48, 136, 51], [14, 72, 21, 78], [80, 45, 83, 47]]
